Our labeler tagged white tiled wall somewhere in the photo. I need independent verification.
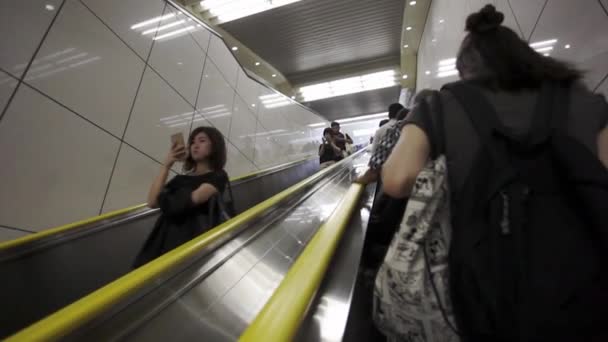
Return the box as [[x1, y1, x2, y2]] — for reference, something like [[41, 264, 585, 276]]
[[0, 0, 326, 241], [416, 0, 608, 99]]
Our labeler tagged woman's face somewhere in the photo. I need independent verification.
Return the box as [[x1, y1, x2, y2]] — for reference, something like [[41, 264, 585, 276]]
[[190, 132, 212, 161]]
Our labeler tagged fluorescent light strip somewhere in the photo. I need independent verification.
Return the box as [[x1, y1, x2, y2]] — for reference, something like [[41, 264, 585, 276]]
[[437, 64, 456, 72], [201, 0, 302, 23], [529, 39, 557, 48], [436, 69, 459, 78], [142, 20, 185, 35], [534, 46, 553, 53], [131, 13, 176, 30], [299, 70, 398, 102], [153, 26, 195, 40], [337, 112, 388, 124], [438, 58, 457, 66]]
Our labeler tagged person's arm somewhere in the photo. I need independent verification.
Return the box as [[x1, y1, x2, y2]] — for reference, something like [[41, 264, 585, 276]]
[[191, 183, 219, 205], [147, 143, 185, 208], [345, 133, 353, 144], [599, 125, 608, 169], [329, 141, 341, 154], [382, 124, 431, 198], [354, 168, 380, 184]]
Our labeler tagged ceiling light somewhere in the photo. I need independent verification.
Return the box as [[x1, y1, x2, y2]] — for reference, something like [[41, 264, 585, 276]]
[[142, 20, 185, 35], [543, 53, 550, 56], [436, 69, 459, 78], [259, 93, 290, 108], [409, 1, 416, 5], [534, 46, 553, 53], [564, 44, 571, 49], [153, 26, 195, 40], [299, 69, 398, 102], [337, 112, 389, 124], [438, 58, 456, 66], [131, 13, 176, 30], [403, 44, 409, 48], [402, 75, 408, 79], [45, 4, 55, 11], [406, 26, 412, 31], [425, 70, 431, 75], [291, 96, 296, 99], [272, 74, 277, 77], [255, 62, 260, 66], [432, 38, 437, 43], [529, 38, 557, 48], [438, 64, 455, 72], [200, 0, 303, 24], [251, 104, 256, 107], [231, 46, 238, 51], [439, 19, 444, 23]]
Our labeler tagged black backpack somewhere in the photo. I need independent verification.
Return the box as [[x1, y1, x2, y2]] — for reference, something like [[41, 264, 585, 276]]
[[443, 81, 608, 342]]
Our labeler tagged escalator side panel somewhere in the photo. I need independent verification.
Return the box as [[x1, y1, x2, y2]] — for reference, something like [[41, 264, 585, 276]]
[[0, 158, 319, 339]]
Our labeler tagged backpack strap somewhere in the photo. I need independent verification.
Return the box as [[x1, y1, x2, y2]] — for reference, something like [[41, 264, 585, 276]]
[[416, 90, 445, 159], [442, 82, 509, 167]]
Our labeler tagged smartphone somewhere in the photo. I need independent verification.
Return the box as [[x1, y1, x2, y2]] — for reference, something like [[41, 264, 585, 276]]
[[170, 132, 185, 148], [170, 132, 187, 161]]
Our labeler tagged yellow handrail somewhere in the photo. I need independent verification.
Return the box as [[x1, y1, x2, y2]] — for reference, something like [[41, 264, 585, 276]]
[[0, 156, 314, 252], [5, 154, 347, 342], [239, 183, 365, 342]]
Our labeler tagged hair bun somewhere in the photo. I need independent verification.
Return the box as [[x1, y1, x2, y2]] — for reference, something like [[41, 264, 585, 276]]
[[465, 4, 504, 33]]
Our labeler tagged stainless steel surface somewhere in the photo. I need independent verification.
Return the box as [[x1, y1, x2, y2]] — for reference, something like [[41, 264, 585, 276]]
[[296, 184, 376, 342], [74, 151, 371, 341], [0, 157, 320, 339]]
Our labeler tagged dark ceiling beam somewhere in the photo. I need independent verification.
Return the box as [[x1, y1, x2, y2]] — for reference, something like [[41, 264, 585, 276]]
[[304, 86, 401, 122], [287, 55, 400, 86]]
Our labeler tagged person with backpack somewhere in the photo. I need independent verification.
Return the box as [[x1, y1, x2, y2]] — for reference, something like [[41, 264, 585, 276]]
[[381, 5, 608, 342], [133, 126, 231, 268]]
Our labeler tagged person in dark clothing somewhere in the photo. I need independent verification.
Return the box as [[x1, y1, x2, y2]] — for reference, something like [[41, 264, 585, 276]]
[[134, 126, 229, 267], [319, 127, 342, 168], [382, 5, 608, 341], [330, 121, 353, 152]]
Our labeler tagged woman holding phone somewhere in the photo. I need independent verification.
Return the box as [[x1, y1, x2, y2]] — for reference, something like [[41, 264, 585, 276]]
[[319, 127, 342, 169], [134, 126, 230, 267]]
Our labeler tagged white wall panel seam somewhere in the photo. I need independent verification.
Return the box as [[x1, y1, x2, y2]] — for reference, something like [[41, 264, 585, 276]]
[[526, 0, 549, 42], [97, 2, 169, 214], [506, 0, 526, 38], [0, 0, 67, 123], [593, 72, 608, 92], [78, 0, 151, 65]]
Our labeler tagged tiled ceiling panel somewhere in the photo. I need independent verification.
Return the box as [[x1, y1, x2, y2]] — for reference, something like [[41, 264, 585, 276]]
[[303, 86, 401, 121], [220, 0, 405, 81]]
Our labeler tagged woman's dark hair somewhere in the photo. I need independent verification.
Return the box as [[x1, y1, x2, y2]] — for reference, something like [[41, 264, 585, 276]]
[[379, 119, 390, 127], [396, 107, 411, 121], [388, 103, 405, 119], [183, 126, 227, 172], [457, 4, 581, 90], [323, 127, 334, 136]]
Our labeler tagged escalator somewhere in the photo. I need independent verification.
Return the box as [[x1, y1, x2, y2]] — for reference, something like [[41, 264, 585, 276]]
[[0, 157, 321, 339], [6, 150, 374, 341]]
